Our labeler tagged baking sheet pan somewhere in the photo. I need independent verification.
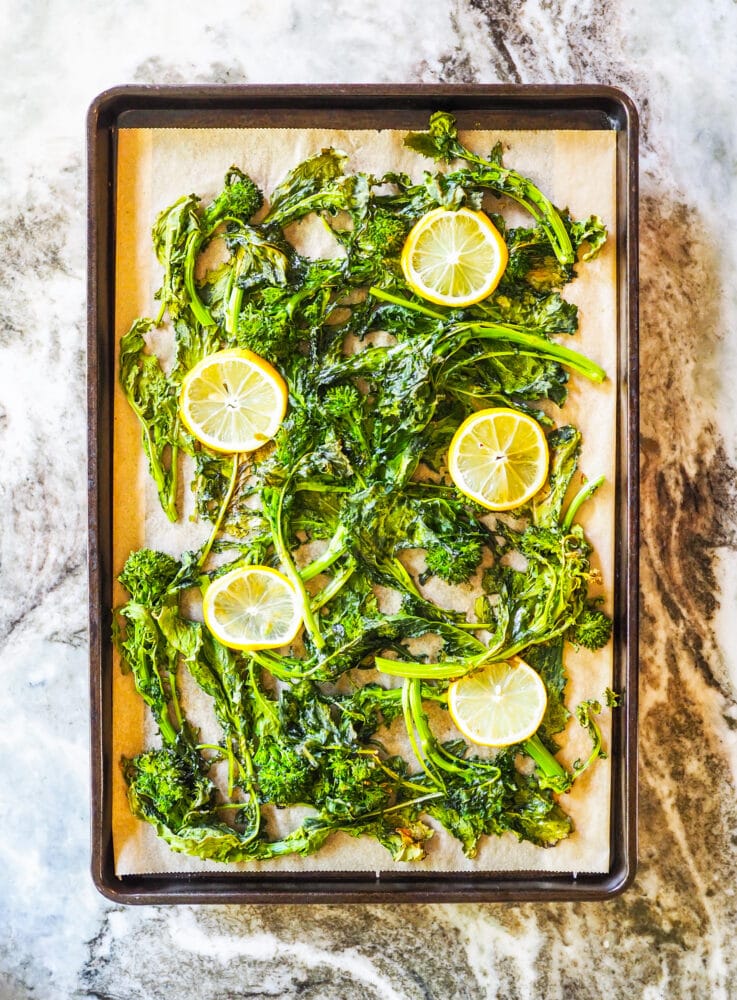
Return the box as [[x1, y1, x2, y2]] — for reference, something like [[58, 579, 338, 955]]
[[87, 84, 639, 903]]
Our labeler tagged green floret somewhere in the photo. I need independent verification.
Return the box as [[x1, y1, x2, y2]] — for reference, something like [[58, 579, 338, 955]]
[[356, 209, 408, 258], [423, 538, 484, 585], [204, 166, 264, 228], [253, 736, 315, 806], [321, 384, 369, 457], [313, 751, 393, 820], [237, 295, 296, 361], [124, 745, 213, 829], [323, 384, 361, 417], [568, 605, 613, 651], [118, 548, 180, 607]]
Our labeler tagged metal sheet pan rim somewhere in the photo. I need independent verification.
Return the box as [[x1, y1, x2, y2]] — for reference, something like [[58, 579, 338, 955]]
[[87, 83, 639, 905]]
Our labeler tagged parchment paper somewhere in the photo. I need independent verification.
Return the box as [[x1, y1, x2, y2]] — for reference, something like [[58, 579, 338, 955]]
[[112, 125, 617, 876]]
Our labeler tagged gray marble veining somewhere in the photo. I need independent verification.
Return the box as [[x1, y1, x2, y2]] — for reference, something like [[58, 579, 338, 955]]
[[1, 0, 737, 997]]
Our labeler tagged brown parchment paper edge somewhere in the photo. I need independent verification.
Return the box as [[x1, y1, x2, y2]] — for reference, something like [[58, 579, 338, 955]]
[[111, 126, 617, 876]]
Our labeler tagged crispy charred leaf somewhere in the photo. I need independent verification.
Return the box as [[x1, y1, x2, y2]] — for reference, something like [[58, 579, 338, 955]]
[[118, 319, 191, 521], [567, 213, 608, 261], [532, 424, 582, 527], [337, 683, 405, 742], [151, 194, 204, 322], [191, 451, 266, 545], [158, 610, 251, 759], [424, 751, 572, 857], [246, 666, 316, 806], [473, 285, 579, 336], [399, 495, 487, 586], [502, 221, 575, 291], [508, 780, 573, 847], [482, 520, 601, 657], [124, 741, 215, 832], [221, 227, 290, 336], [263, 149, 370, 228], [524, 639, 570, 736], [113, 601, 180, 745]]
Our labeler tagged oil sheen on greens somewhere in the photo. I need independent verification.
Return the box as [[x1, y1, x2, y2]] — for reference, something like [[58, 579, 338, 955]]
[[115, 111, 614, 865]]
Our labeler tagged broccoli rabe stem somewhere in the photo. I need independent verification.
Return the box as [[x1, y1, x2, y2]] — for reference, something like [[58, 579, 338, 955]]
[[299, 524, 350, 582], [445, 324, 605, 384], [369, 286, 448, 321], [403, 678, 568, 792], [226, 285, 243, 337], [368, 287, 606, 384], [406, 679, 503, 780], [402, 680, 440, 784], [408, 679, 469, 778], [271, 482, 325, 650], [523, 734, 571, 791], [183, 230, 217, 328], [198, 454, 240, 570], [376, 656, 469, 680], [166, 662, 184, 733], [376, 629, 544, 678], [459, 158, 574, 266], [310, 562, 355, 611], [562, 474, 605, 531]]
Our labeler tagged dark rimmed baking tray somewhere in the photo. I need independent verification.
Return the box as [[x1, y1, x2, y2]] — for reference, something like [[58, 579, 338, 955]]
[[87, 84, 639, 904]]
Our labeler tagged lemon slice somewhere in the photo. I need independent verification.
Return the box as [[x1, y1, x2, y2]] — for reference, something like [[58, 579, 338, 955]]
[[400, 207, 508, 308], [203, 566, 303, 650], [448, 657, 547, 747], [448, 407, 549, 511], [179, 348, 287, 453]]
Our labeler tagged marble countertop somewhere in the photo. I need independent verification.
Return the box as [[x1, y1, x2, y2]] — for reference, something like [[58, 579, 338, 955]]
[[2, 1, 737, 997]]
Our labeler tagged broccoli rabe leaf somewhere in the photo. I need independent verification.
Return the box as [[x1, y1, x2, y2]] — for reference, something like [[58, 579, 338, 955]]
[[118, 319, 191, 521]]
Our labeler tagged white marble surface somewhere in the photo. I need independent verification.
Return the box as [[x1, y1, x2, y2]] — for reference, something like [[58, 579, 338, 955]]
[[1, 0, 737, 997]]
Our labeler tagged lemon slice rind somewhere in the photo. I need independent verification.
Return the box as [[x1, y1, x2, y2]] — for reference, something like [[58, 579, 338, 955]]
[[448, 657, 548, 748], [202, 566, 303, 651], [400, 207, 508, 308], [448, 407, 549, 511], [179, 348, 287, 454]]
